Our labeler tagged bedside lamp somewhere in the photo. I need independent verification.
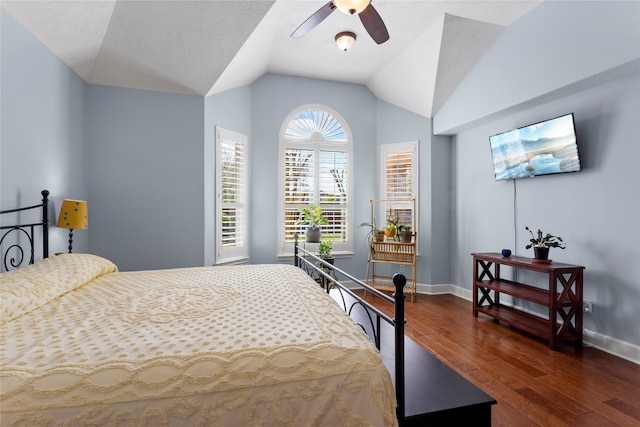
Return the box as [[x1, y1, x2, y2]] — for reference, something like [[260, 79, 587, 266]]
[[57, 199, 88, 253]]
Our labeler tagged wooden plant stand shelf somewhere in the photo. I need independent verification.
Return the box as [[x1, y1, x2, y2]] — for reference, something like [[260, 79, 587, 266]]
[[368, 281, 416, 296], [472, 252, 585, 350], [370, 241, 416, 263]]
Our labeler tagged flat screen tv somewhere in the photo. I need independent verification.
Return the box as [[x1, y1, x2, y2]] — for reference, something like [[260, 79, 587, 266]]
[[489, 113, 581, 180]]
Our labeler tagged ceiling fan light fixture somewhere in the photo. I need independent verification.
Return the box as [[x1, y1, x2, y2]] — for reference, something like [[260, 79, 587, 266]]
[[335, 31, 356, 51], [333, 0, 370, 15]]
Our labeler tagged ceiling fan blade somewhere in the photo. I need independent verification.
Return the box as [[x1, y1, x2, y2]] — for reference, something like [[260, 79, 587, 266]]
[[359, 3, 389, 44], [291, 1, 337, 39]]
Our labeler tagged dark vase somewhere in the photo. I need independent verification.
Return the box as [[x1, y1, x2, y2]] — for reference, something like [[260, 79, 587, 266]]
[[306, 227, 321, 243], [533, 247, 549, 260]]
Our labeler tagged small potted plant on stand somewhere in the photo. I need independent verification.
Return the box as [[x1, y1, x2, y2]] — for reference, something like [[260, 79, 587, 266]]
[[359, 222, 383, 261], [525, 226, 566, 263], [298, 205, 328, 243], [398, 224, 413, 243], [360, 222, 384, 242], [317, 240, 334, 265], [384, 217, 399, 239], [316, 240, 337, 286]]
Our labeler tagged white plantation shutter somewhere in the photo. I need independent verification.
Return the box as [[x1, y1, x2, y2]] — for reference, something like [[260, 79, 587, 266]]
[[318, 149, 348, 242], [381, 141, 418, 231], [280, 106, 353, 255], [385, 150, 414, 199], [284, 148, 315, 243], [216, 127, 248, 263]]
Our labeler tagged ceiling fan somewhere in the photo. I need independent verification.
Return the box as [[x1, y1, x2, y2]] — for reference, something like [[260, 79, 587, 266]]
[[291, 0, 390, 45]]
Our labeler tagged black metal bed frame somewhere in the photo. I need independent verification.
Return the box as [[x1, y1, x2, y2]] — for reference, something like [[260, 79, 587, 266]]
[[0, 189, 50, 271], [294, 234, 407, 424]]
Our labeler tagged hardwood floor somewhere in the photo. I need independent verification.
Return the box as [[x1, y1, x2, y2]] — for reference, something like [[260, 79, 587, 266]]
[[361, 292, 640, 427]]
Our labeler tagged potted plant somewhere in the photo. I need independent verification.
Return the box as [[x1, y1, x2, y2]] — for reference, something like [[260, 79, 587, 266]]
[[298, 205, 328, 243], [525, 226, 566, 261], [384, 217, 399, 238], [359, 222, 384, 261], [317, 240, 334, 265], [360, 222, 384, 242], [315, 240, 338, 285], [398, 224, 412, 243]]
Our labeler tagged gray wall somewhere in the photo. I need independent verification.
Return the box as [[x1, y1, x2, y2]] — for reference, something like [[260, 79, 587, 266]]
[[437, 1, 640, 347], [86, 85, 205, 271], [429, 133, 452, 284], [0, 9, 88, 254]]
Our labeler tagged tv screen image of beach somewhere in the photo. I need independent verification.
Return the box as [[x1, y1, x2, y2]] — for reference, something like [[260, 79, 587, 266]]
[[489, 114, 581, 180]]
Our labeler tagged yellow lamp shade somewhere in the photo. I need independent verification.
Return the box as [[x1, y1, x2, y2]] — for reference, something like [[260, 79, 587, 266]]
[[57, 199, 88, 230]]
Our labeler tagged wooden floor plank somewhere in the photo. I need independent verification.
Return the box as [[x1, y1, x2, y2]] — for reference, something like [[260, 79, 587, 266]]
[[575, 411, 623, 427], [359, 291, 640, 426], [605, 398, 640, 422]]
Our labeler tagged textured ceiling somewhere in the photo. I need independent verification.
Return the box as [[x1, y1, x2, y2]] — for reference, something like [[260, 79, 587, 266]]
[[2, 0, 541, 118]]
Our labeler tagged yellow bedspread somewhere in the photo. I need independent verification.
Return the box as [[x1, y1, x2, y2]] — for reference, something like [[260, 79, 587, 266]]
[[0, 254, 397, 426]]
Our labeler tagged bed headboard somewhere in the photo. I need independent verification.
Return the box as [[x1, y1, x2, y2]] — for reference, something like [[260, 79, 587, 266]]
[[0, 190, 49, 271]]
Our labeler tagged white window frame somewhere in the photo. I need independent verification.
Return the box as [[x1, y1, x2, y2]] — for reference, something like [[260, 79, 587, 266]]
[[216, 126, 249, 264], [278, 105, 353, 257], [380, 140, 419, 240]]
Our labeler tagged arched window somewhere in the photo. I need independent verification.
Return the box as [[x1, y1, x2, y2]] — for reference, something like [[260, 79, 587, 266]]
[[278, 105, 353, 256]]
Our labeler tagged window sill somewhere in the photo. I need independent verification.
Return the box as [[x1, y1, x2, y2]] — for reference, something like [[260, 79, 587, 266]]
[[214, 256, 249, 266], [278, 251, 354, 261]]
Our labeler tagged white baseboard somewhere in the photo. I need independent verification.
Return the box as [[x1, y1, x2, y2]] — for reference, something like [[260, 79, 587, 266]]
[[417, 283, 639, 365], [582, 329, 640, 365]]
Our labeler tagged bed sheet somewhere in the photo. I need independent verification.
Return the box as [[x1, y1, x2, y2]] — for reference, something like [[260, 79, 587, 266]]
[[1, 258, 396, 426]]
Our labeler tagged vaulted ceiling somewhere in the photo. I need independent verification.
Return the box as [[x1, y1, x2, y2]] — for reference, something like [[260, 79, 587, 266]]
[[2, 0, 540, 118]]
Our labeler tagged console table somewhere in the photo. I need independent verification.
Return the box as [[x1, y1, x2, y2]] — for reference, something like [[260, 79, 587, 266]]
[[472, 252, 585, 350]]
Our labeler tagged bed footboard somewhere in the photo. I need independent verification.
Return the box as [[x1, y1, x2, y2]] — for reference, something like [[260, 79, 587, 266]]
[[294, 235, 406, 423], [0, 189, 49, 271]]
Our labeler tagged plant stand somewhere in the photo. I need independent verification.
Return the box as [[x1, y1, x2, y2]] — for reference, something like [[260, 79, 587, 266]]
[[365, 199, 417, 302]]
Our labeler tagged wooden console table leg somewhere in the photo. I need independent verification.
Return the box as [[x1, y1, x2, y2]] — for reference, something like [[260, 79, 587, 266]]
[[473, 258, 479, 316], [549, 272, 558, 350], [575, 269, 584, 347], [494, 263, 500, 308], [556, 269, 584, 348]]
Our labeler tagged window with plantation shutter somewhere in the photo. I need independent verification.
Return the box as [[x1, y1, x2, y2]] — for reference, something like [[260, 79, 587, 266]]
[[216, 127, 248, 263], [279, 106, 353, 256], [380, 141, 419, 234]]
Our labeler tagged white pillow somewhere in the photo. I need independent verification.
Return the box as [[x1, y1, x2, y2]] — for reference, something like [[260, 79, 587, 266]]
[[0, 253, 117, 323]]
